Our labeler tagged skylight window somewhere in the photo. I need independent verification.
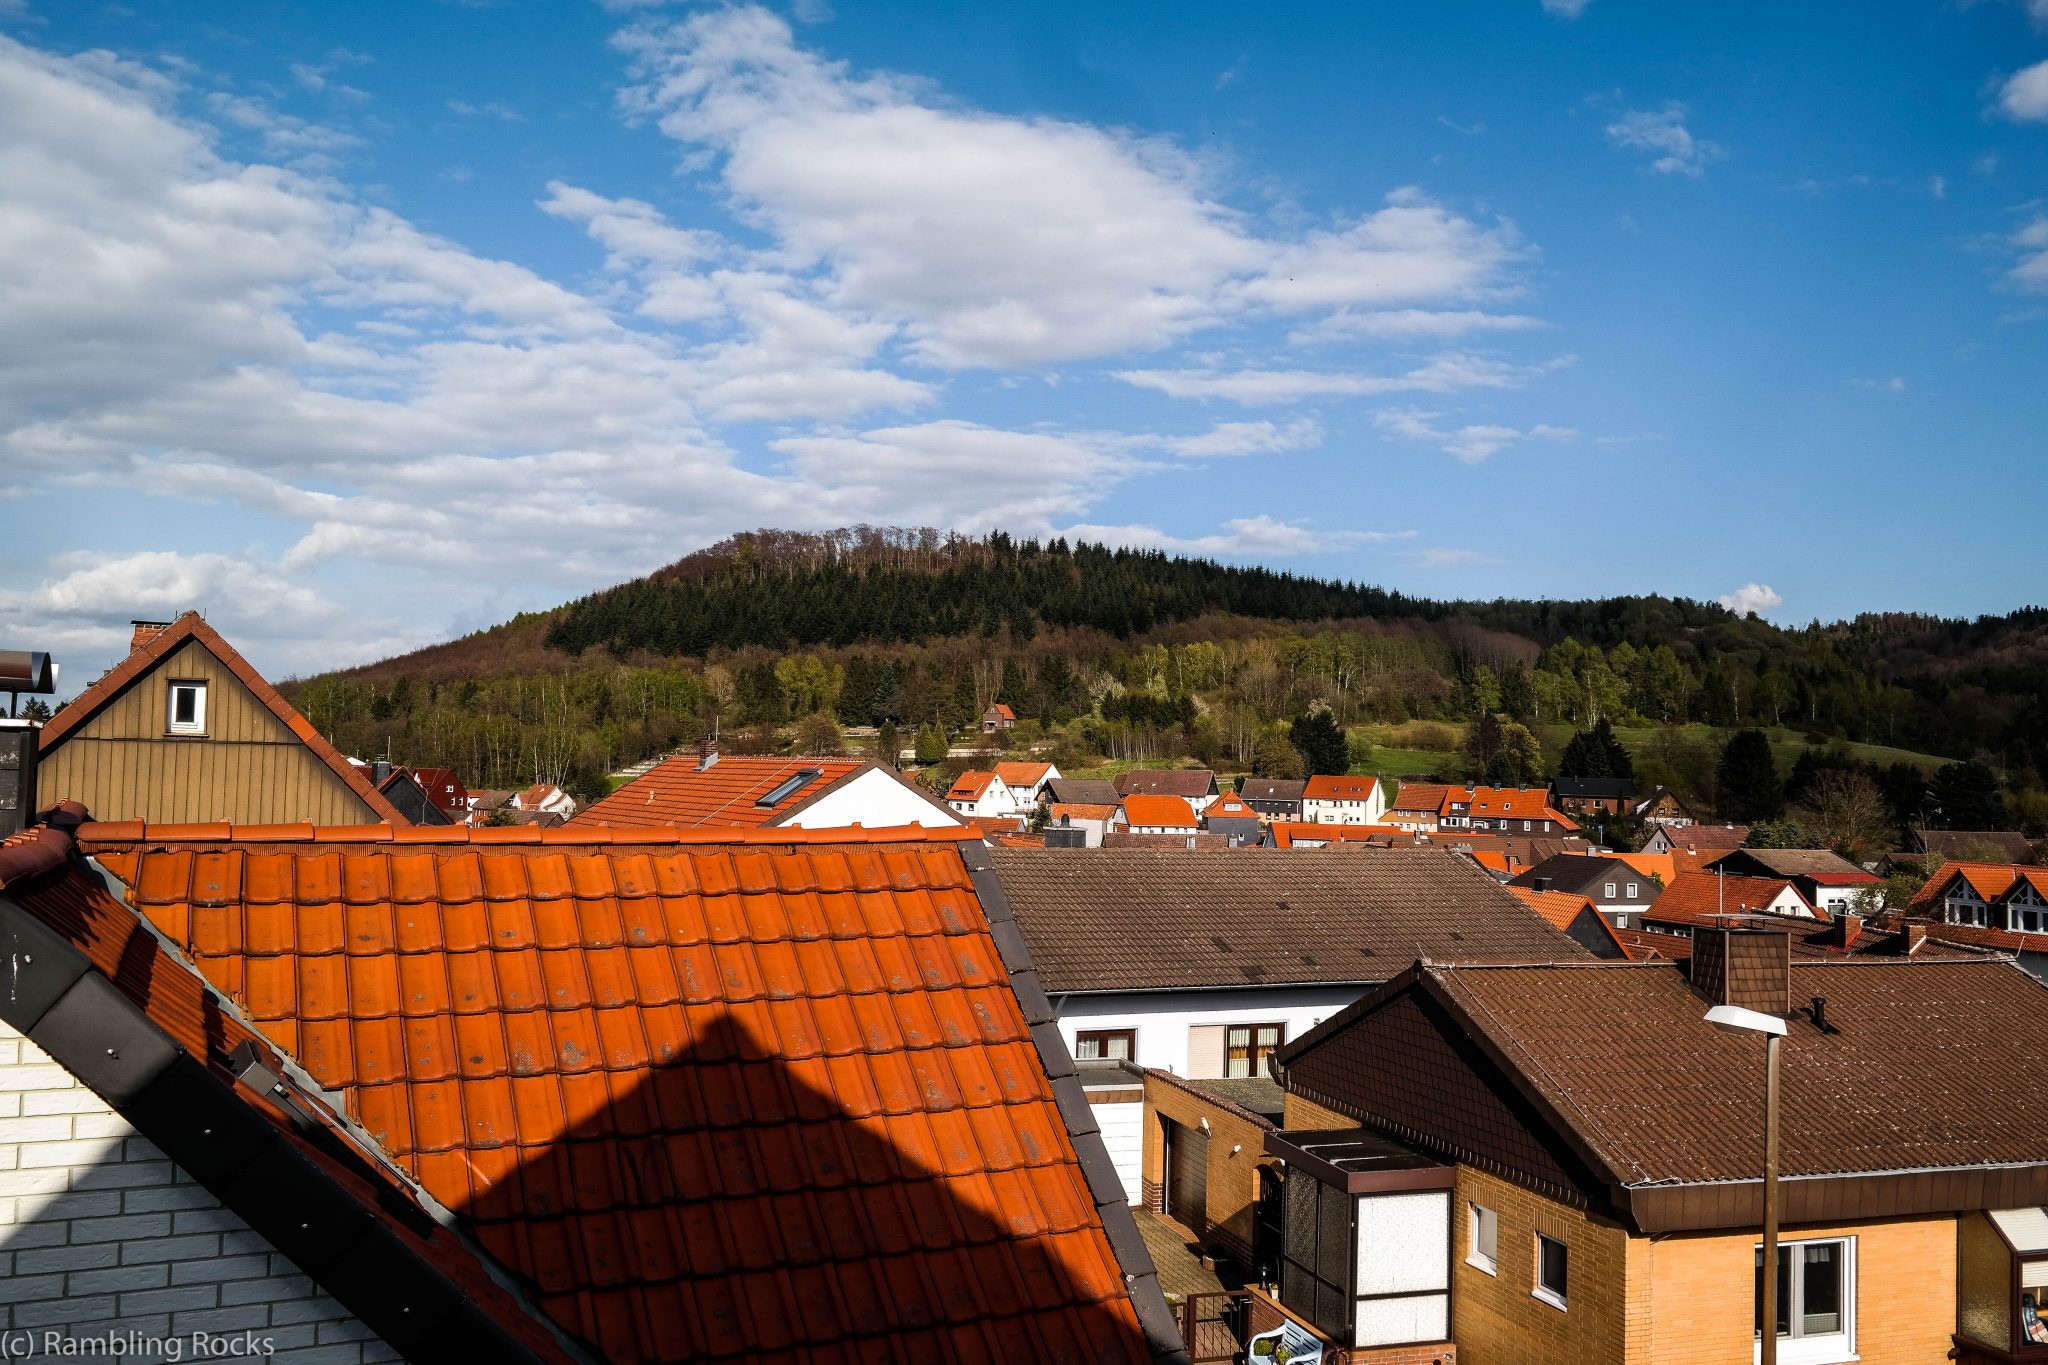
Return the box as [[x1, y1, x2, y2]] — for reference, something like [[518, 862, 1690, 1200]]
[[757, 768, 825, 808]]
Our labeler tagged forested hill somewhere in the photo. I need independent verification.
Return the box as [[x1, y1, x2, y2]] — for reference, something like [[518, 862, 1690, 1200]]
[[294, 527, 2048, 802], [539, 527, 1738, 656]]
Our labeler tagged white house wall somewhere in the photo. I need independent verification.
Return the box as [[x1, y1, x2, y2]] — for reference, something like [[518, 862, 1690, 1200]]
[[1052, 986, 1370, 1078], [788, 769, 963, 829], [0, 1022, 399, 1363], [1093, 1100, 1143, 1205]]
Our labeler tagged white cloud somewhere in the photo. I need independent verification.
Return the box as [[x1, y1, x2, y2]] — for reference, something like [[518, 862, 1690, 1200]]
[[1413, 547, 1493, 568], [1120, 352, 1567, 405], [1606, 103, 1722, 177], [1541, 0, 1591, 18], [616, 9, 1528, 368], [1717, 582, 1784, 616], [1289, 309, 1543, 345], [1059, 516, 1381, 557], [1372, 405, 1577, 463], [1999, 59, 2048, 122], [1157, 419, 1322, 457], [2011, 217, 2048, 291], [1854, 376, 1906, 392]]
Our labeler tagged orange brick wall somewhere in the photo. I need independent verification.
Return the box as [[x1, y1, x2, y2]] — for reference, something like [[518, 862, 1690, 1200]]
[[1451, 1166, 1630, 1365], [1282, 1093, 1355, 1130], [1629, 1215, 1956, 1365], [1142, 1073, 1275, 1266]]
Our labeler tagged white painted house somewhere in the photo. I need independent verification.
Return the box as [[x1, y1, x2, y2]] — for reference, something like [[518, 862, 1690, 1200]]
[[943, 769, 1016, 819], [987, 846, 1598, 1204], [1300, 774, 1387, 825], [575, 750, 964, 831]]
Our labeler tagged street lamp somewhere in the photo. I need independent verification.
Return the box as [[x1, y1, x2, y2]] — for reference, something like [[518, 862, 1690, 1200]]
[[1706, 1003, 1789, 1365]]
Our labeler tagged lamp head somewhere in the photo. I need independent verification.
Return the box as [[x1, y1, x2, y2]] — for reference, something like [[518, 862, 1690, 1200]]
[[1703, 1003, 1788, 1037]]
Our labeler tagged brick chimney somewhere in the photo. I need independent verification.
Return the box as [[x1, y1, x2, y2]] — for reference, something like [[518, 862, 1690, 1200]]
[[1691, 924, 1791, 1015], [1901, 922, 1928, 954], [1831, 912, 1865, 950], [696, 734, 719, 771], [129, 620, 172, 653]]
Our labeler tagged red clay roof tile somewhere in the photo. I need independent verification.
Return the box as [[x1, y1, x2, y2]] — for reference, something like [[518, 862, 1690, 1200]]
[[46, 821, 1156, 1363]]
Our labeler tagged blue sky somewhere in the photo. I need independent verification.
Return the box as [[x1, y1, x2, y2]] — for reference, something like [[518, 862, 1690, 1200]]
[[2, 0, 2046, 689]]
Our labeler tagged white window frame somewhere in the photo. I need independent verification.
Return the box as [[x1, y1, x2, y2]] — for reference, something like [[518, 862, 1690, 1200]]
[[1466, 1203, 1498, 1275], [1627, 883, 1640, 899], [1755, 1235, 1856, 1365], [1533, 1233, 1568, 1311], [166, 680, 207, 736], [1605, 883, 1618, 899]]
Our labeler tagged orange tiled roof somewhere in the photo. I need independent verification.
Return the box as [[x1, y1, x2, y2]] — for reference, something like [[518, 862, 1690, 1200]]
[[1206, 792, 1257, 820], [1120, 794, 1199, 829], [1910, 861, 2048, 909], [75, 821, 1158, 1364], [948, 770, 1000, 801], [1389, 782, 1451, 814], [1647, 872, 1815, 925], [1461, 786, 1579, 829], [1048, 803, 1117, 822], [37, 611, 405, 826], [1504, 885, 1633, 958], [1267, 822, 1410, 849], [1302, 775, 1383, 801], [993, 762, 1052, 789], [574, 755, 868, 830], [1606, 852, 1675, 884]]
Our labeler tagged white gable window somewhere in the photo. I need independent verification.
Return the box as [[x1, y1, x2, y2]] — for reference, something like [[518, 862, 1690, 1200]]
[[1604, 883, 1618, 899], [1627, 883, 1639, 899], [166, 680, 207, 736]]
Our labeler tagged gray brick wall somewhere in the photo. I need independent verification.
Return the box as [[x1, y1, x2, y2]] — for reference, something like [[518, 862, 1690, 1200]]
[[0, 1025, 402, 1364]]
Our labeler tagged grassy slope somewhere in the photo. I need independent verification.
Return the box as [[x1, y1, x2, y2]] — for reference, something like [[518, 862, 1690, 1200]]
[[1353, 721, 1956, 779]]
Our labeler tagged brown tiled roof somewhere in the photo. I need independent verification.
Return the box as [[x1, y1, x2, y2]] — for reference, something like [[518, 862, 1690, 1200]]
[[1236, 779, 1305, 804], [1647, 872, 1815, 925], [1121, 795, 1198, 829], [988, 848, 1593, 994], [70, 820, 1168, 1364], [1914, 829, 2037, 864], [1046, 779, 1121, 806], [1112, 770, 1217, 800], [1612, 927, 1692, 961], [38, 612, 405, 825], [1913, 918, 2048, 955], [573, 755, 869, 830], [1712, 847, 1877, 883], [1656, 824, 1748, 852], [1284, 955, 2048, 1227], [1427, 958, 2048, 1186], [1099, 832, 1228, 850]]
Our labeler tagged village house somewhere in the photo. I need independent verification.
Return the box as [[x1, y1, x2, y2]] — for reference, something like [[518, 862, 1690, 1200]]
[[1913, 861, 2048, 933], [1114, 769, 1221, 816], [1548, 775, 1636, 818], [1640, 820, 1746, 857], [409, 765, 470, 818], [1047, 776, 1122, 806], [509, 781, 576, 820], [1645, 868, 1818, 930], [985, 847, 1594, 1205], [1299, 774, 1388, 825], [1505, 885, 1631, 960], [0, 808, 1185, 1364], [35, 614, 405, 826], [1385, 781, 1452, 833], [369, 762, 456, 826], [1200, 791, 1264, 847], [1118, 794, 1203, 837], [944, 768, 1016, 819], [992, 759, 1060, 809], [572, 743, 961, 831], [1631, 783, 1695, 826], [1267, 926, 2048, 1365], [1235, 777, 1306, 823], [980, 701, 1017, 733], [1441, 785, 1579, 836], [1706, 847, 1881, 917], [1509, 852, 1662, 930], [1045, 801, 1118, 848]]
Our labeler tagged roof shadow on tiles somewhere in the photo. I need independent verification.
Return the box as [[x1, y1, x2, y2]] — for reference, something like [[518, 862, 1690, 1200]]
[[451, 1008, 1153, 1362]]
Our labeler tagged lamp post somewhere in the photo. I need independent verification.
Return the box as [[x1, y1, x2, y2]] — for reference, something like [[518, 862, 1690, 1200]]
[[1706, 1002, 1788, 1365]]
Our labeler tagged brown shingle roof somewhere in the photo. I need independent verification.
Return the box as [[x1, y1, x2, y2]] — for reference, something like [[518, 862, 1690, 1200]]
[[1236, 779, 1305, 804], [1283, 953, 2048, 1234], [988, 847, 1594, 994], [1914, 829, 2037, 864], [1712, 847, 1877, 883], [1388, 782, 1451, 814], [1112, 770, 1217, 800], [1426, 958, 2048, 1186]]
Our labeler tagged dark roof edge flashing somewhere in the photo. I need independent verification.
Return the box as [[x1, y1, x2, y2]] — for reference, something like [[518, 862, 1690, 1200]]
[[961, 839, 1190, 1365]]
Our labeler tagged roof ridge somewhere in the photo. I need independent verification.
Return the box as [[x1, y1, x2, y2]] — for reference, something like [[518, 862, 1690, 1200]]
[[73, 819, 979, 848]]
